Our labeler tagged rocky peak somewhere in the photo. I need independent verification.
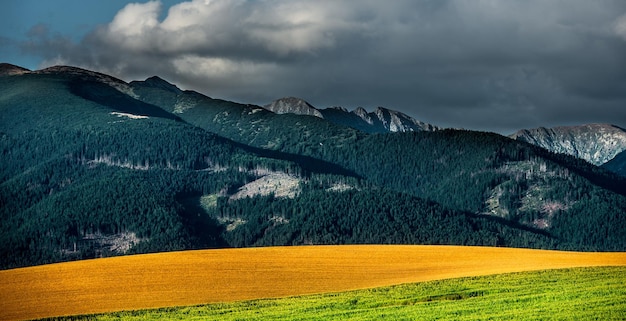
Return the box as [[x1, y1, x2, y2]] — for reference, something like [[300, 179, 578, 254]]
[[353, 107, 373, 125], [264, 97, 324, 118], [510, 124, 626, 166], [265, 97, 438, 133], [371, 107, 438, 132]]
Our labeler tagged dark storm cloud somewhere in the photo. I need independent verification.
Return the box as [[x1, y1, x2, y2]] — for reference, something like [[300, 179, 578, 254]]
[[20, 0, 626, 133]]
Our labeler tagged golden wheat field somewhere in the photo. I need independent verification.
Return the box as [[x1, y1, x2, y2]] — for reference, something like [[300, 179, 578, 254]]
[[1, 245, 625, 321]]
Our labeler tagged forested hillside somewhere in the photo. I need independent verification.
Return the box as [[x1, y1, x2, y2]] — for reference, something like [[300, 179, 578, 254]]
[[0, 69, 313, 268], [1, 65, 625, 269], [603, 150, 626, 177], [132, 75, 626, 250]]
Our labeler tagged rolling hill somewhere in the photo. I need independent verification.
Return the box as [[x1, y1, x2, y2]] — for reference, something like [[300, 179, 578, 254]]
[[71, 267, 626, 320], [1, 245, 625, 321]]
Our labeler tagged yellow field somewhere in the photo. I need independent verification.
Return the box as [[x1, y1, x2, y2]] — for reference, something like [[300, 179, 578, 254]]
[[1, 245, 625, 321]]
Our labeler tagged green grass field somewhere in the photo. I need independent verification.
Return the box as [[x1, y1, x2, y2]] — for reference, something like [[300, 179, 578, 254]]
[[44, 267, 626, 321]]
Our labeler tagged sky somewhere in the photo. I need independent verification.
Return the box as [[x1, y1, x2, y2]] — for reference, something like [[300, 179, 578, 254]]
[[2, 0, 626, 134]]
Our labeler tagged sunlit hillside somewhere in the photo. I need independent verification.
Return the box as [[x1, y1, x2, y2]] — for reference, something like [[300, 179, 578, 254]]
[[1, 245, 625, 321]]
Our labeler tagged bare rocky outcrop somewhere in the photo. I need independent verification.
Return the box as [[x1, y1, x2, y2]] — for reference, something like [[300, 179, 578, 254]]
[[510, 123, 626, 166], [229, 172, 301, 200], [264, 97, 324, 118], [368, 106, 438, 132], [264, 96, 439, 133]]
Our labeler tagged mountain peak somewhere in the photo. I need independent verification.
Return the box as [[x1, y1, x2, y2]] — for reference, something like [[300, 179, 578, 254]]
[[0, 63, 30, 76], [361, 106, 438, 132], [136, 76, 182, 94], [511, 123, 626, 166], [264, 97, 324, 118]]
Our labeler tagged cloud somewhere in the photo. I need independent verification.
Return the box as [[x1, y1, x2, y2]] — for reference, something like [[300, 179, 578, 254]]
[[19, 0, 626, 133], [614, 13, 626, 40], [108, 1, 161, 37]]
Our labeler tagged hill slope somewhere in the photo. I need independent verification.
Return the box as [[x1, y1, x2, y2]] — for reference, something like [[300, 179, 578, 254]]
[[1, 245, 624, 321], [69, 267, 626, 321], [0, 68, 317, 268], [0, 63, 29, 76], [130, 74, 626, 251]]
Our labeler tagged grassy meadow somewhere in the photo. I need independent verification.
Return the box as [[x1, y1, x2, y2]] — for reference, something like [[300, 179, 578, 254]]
[[45, 266, 626, 321], [1, 245, 625, 321]]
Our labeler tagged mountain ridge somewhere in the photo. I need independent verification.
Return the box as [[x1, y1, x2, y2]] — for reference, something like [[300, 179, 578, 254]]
[[264, 96, 439, 133], [510, 124, 626, 167]]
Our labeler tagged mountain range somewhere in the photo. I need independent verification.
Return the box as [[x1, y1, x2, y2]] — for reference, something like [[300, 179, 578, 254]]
[[1, 63, 625, 269], [263, 96, 626, 177], [264, 96, 439, 133]]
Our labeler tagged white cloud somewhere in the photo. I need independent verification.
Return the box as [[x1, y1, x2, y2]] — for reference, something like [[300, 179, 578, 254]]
[[161, 0, 244, 31], [172, 55, 269, 80], [108, 1, 161, 37], [97, 0, 357, 58], [243, 1, 345, 55], [614, 13, 626, 40]]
